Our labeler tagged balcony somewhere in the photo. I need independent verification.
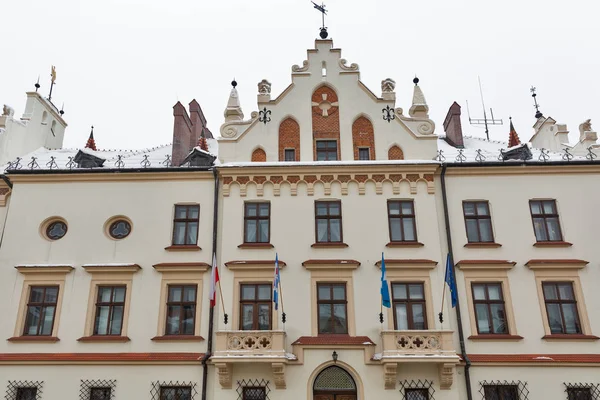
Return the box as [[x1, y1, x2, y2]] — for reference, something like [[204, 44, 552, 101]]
[[379, 330, 460, 390], [211, 330, 292, 389]]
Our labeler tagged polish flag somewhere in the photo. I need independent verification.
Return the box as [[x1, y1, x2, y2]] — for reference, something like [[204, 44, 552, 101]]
[[209, 253, 219, 307]]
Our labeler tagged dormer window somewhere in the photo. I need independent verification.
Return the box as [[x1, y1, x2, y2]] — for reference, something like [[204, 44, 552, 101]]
[[316, 140, 338, 161], [73, 150, 106, 168]]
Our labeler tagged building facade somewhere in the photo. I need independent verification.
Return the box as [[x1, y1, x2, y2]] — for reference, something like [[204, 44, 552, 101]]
[[1, 37, 599, 400]]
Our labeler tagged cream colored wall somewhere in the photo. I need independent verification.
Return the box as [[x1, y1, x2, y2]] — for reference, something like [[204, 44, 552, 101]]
[[216, 176, 456, 342], [0, 176, 214, 354], [0, 92, 67, 166], [444, 171, 600, 354], [217, 40, 437, 163], [0, 365, 204, 400]]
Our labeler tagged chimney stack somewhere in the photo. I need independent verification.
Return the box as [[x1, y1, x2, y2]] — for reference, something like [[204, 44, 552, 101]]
[[443, 102, 464, 148], [172, 100, 212, 166]]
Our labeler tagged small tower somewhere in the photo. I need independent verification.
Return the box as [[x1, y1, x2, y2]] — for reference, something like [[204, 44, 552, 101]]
[[409, 77, 429, 118], [85, 126, 97, 151], [198, 129, 209, 152], [224, 80, 244, 122], [508, 118, 521, 148]]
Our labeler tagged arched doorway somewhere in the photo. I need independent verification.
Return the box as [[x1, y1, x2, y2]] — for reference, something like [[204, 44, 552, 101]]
[[313, 365, 357, 400]]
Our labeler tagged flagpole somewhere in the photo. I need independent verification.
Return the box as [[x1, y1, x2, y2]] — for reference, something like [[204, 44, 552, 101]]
[[218, 280, 228, 324], [439, 274, 447, 325], [278, 277, 286, 326]]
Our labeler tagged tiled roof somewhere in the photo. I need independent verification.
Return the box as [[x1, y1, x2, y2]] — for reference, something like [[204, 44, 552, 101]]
[[468, 354, 600, 364], [0, 352, 203, 363], [292, 335, 375, 346]]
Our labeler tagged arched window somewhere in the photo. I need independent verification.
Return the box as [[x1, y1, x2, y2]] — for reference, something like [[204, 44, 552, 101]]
[[312, 85, 340, 161], [279, 118, 300, 161], [313, 366, 357, 400], [251, 148, 266, 162], [41, 111, 48, 125], [388, 145, 404, 160], [352, 116, 375, 160]]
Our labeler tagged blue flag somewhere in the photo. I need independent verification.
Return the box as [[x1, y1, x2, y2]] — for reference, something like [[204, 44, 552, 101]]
[[444, 253, 458, 308], [380, 252, 391, 308], [273, 253, 281, 310]]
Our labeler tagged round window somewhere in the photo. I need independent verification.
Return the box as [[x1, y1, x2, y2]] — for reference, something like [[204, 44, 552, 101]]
[[46, 221, 67, 240], [108, 219, 131, 239]]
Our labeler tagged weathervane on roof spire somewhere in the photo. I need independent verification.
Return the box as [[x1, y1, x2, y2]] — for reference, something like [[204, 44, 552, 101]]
[[312, 1, 328, 39], [48, 65, 57, 102], [531, 86, 543, 119]]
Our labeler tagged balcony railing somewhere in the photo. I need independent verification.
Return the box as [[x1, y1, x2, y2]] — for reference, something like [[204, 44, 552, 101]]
[[214, 330, 286, 358], [381, 330, 456, 356]]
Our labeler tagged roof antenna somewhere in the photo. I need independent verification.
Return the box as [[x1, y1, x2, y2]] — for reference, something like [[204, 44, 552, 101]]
[[467, 76, 503, 140], [312, 1, 328, 39]]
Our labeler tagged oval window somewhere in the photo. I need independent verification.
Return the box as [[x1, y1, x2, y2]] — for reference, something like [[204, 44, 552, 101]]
[[46, 221, 67, 240], [109, 220, 131, 239]]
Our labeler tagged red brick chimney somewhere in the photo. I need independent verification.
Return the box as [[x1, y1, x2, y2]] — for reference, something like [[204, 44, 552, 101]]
[[172, 100, 213, 166], [443, 102, 464, 148]]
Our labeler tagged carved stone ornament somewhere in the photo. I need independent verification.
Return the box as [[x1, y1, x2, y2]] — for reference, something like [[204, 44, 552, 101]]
[[381, 78, 396, 93], [220, 112, 259, 138], [2, 104, 15, 117], [383, 363, 397, 390], [258, 79, 271, 95], [292, 60, 309, 72], [271, 362, 286, 389], [215, 363, 232, 389], [579, 119, 593, 135], [439, 363, 455, 390], [339, 58, 359, 71]]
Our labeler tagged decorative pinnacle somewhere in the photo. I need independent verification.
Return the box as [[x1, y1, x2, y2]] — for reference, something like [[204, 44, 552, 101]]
[[35, 76, 40, 92], [413, 76, 419, 85], [59, 103, 64, 116], [231, 79, 237, 88], [530, 86, 543, 119]]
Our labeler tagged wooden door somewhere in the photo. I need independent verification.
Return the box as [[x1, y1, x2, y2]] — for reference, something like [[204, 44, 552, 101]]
[[314, 395, 334, 400], [336, 396, 356, 400]]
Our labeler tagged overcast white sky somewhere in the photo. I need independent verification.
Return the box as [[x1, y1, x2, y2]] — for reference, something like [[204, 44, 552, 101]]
[[1, 0, 598, 150]]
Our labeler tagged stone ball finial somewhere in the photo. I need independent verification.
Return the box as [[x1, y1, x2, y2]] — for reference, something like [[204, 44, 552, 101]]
[[319, 27, 328, 39], [231, 79, 238, 88], [413, 76, 420, 85]]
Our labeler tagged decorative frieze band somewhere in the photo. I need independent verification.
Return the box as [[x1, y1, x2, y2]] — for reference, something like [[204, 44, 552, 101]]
[[222, 173, 434, 197]]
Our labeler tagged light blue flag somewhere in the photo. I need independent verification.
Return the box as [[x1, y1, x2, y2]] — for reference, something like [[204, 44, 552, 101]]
[[381, 252, 391, 308], [273, 253, 281, 310]]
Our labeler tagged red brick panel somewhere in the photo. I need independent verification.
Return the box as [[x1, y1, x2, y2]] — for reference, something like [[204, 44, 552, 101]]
[[251, 148, 266, 162], [352, 117, 375, 160], [311, 86, 340, 160], [388, 145, 404, 160], [278, 118, 300, 161]]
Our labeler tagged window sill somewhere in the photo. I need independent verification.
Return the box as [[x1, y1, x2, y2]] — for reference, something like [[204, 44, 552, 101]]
[[237, 243, 274, 249], [164, 245, 202, 252], [311, 242, 349, 248], [386, 242, 424, 248], [541, 334, 599, 341], [7, 336, 60, 343], [533, 241, 573, 247], [151, 335, 205, 342], [468, 334, 523, 341], [464, 242, 502, 248], [77, 336, 131, 342]]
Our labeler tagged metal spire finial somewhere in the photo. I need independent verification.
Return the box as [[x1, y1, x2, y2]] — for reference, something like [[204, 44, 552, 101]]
[[531, 86, 543, 119], [35, 76, 40, 92], [312, 1, 328, 39], [48, 65, 57, 102]]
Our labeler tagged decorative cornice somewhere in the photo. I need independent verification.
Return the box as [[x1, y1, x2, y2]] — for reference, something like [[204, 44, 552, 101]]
[[456, 260, 516, 270], [445, 164, 600, 176], [221, 170, 436, 197], [7, 171, 214, 183], [82, 264, 141, 273], [15, 265, 74, 274], [0, 352, 203, 365], [375, 259, 438, 269], [153, 263, 210, 273], [525, 259, 589, 269], [302, 259, 360, 270], [224, 260, 287, 270]]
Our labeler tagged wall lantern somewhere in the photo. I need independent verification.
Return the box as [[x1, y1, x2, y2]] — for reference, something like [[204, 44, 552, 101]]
[[332, 351, 338, 363]]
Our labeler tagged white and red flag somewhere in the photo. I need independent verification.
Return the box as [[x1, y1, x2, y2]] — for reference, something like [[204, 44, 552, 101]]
[[209, 253, 219, 307]]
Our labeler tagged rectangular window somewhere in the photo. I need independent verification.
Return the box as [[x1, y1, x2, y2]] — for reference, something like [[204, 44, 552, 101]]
[[529, 200, 563, 242], [463, 201, 494, 243], [23, 286, 58, 336], [483, 385, 519, 400], [159, 386, 192, 400], [388, 200, 417, 242], [358, 148, 370, 160], [316, 140, 338, 161], [567, 387, 593, 400], [472, 283, 508, 334], [242, 387, 267, 400], [244, 203, 270, 243], [166, 285, 197, 335], [240, 283, 272, 330], [542, 282, 582, 334], [317, 283, 348, 334], [315, 201, 343, 243], [392, 283, 427, 330], [405, 389, 429, 400], [93, 286, 126, 336], [15, 388, 37, 400], [90, 387, 112, 400], [284, 149, 296, 162], [172, 204, 200, 245]]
